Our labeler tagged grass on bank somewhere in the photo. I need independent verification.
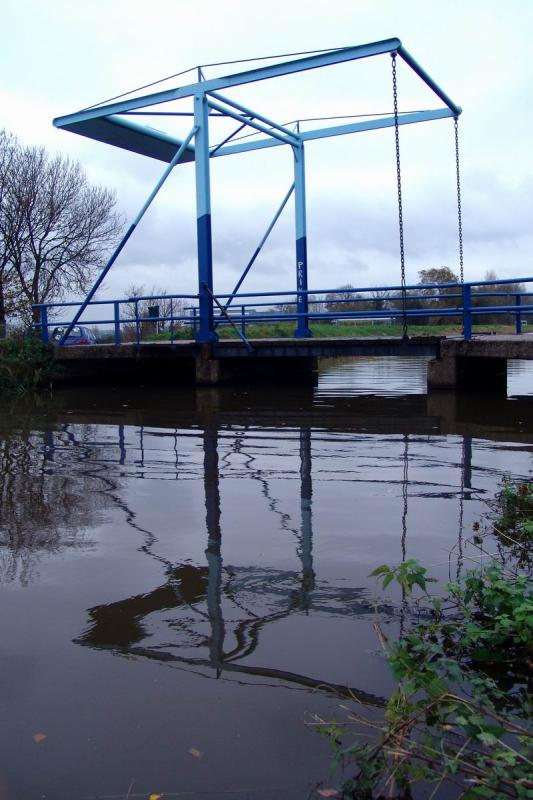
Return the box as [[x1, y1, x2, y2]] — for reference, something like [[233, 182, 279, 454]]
[[313, 480, 533, 799], [147, 322, 520, 342]]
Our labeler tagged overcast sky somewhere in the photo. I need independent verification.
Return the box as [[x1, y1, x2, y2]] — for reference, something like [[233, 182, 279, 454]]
[[1, 0, 532, 306]]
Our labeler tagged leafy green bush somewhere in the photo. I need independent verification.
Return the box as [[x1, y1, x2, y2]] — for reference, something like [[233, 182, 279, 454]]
[[314, 485, 533, 799], [494, 481, 533, 549], [0, 335, 58, 394]]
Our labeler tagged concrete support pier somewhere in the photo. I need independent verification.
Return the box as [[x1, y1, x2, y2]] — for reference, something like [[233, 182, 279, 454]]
[[195, 345, 223, 385], [195, 346, 318, 386], [428, 355, 507, 392], [428, 337, 533, 392]]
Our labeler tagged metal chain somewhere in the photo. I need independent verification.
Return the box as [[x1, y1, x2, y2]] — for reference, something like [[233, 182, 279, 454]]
[[392, 53, 408, 339], [400, 433, 409, 637], [454, 117, 464, 284]]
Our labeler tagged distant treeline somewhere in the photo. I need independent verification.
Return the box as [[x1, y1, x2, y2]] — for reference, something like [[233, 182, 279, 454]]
[[277, 267, 526, 325]]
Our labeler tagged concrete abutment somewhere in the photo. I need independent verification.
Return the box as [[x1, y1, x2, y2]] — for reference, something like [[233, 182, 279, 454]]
[[427, 339, 527, 392], [428, 354, 507, 392], [195, 348, 318, 386]]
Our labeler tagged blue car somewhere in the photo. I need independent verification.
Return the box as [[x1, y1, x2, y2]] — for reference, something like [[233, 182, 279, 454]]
[[51, 326, 97, 345]]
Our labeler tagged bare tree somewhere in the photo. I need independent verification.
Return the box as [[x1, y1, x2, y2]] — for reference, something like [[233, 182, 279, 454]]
[[371, 289, 392, 312], [0, 130, 21, 336], [122, 284, 185, 341], [0, 135, 123, 324]]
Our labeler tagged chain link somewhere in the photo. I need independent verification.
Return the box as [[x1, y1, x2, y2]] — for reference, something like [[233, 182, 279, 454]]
[[454, 117, 464, 284], [392, 53, 408, 340]]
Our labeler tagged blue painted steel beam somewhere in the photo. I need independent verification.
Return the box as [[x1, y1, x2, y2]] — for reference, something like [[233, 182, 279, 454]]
[[53, 40, 462, 166], [57, 126, 197, 345], [397, 46, 461, 117], [214, 109, 456, 158], [301, 108, 455, 141], [34, 280, 532, 310], [216, 183, 295, 321], [54, 39, 402, 127], [293, 142, 311, 338], [207, 98, 297, 146], [194, 94, 217, 343], [208, 90, 299, 142], [210, 122, 248, 156], [81, 108, 453, 166]]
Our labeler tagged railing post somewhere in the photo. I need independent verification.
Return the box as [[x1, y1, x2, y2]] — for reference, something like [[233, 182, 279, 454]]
[[241, 305, 246, 337], [462, 284, 472, 340], [135, 300, 140, 345], [293, 140, 311, 338], [170, 298, 174, 345], [192, 307, 198, 337], [114, 302, 121, 344], [40, 306, 49, 343], [515, 294, 522, 335]]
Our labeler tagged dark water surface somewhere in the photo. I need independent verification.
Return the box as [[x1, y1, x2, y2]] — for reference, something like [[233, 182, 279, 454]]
[[1, 357, 533, 800]]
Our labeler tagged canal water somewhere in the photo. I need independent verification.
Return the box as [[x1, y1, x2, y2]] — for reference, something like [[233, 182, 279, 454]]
[[0, 357, 532, 800]]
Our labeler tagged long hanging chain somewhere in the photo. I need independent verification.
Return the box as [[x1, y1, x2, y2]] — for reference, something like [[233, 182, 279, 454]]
[[392, 53, 408, 339], [454, 117, 464, 284]]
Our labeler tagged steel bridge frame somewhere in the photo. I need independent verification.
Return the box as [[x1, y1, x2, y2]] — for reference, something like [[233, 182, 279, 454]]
[[53, 37, 462, 344]]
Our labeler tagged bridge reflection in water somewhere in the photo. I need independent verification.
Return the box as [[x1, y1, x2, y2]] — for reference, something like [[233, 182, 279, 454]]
[[54, 386, 497, 707], [5, 380, 530, 706], [73, 423, 387, 705]]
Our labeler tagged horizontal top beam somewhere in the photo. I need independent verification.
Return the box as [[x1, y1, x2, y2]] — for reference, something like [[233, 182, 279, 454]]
[[54, 39, 402, 128], [55, 107, 457, 166], [52, 37, 462, 162], [214, 108, 456, 158]]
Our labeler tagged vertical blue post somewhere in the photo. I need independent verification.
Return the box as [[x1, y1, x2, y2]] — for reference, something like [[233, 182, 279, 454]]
[[293, 141, 311, 338], [462, 284, 472, 340], [515, 294, 522, 335], [194, 93, 217, 343], [40, 306, 49, 343], [241, 305, 246, 337], [114, 302, 121, 344], [135, 300, 140, 345], [170, 298, 174, 345]]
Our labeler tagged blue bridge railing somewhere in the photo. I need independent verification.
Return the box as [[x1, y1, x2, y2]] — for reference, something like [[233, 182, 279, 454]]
[[33, 276, 533, 346]]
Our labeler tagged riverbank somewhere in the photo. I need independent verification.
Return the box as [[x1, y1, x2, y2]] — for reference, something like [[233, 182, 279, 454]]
[[316, 480, 533, 799]]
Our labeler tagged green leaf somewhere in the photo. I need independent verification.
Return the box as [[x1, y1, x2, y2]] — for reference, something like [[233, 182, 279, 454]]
[[383, 573, 394, 590], [477, 732, 497, 746], [369, 565, 390, 577]]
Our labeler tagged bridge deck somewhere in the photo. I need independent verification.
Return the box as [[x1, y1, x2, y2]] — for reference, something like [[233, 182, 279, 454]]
[[55, 335, 443, 361], [52, 335, 533, 389], [54, 334, 533, 360]]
